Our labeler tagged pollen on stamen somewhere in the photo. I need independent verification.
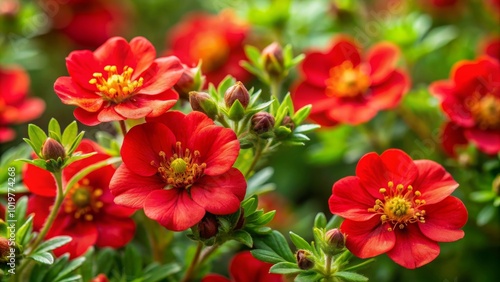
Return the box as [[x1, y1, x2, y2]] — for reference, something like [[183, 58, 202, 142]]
[[396, 184, 404, 191], [414, 191, 421, 197], [85, 214, 93, 221], [388, 181, 394, 188], [379, 188, 386, 194]]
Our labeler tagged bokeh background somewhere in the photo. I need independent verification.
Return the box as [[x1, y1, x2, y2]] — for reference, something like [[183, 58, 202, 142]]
[[1, 0, 499, 281]]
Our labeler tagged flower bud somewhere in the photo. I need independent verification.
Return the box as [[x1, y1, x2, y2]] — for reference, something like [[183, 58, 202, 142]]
[[224, 81, 250, 109], [41, 137, 66, 160], [251, 112, 275, 134], [262, 42, 284, 78], [189, 91, 219, 120], [296, 250, 314, 270], [321, 228, 346, 255], [0, 237, 10, 262], [281, 116, 295, 131], [175, 64, 205, 100], [91, 274, 109, 282], [198, 213, 219, 239]]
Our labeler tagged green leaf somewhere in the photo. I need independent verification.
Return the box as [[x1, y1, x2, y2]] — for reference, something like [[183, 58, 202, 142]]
[[28, 124, 47, 152], [34, 236, 72, 254], [295, 271, 322, 282], [67, 131, 85, 155], [30, 252, 54, 265], [143, 263, 181, 282], [470, 191, 495, 203], [254, 230, 296, 263], [16, 215, 33, 246], [477, 205, 496, 226], [294, 124, 320, 133], [232, 230, 253, 247], [217, 75, 236, 98], [62, 121, 78, 148], [23, 138, 39, 157], [314, 212, 327, 229], [269, 262, 302, 274], [251, 249, 286, 264], [253, 210, 276, 226], [54, 257, 86, 281], [244, 45, 262, 66], [241, 196, 258, 214], [333, 271, 369, 282], [227, 100, 246, 121], [124, 244, 143, 277], [55, 275, 83, 282], [48, 118, 62, 141], [326, 215, 343, 230], [293, 105, 312, 125], [15, 196, 28, 225], [289, 231, 312, 252], [282, 93, 294, 116], [96, 248, 116, 275]]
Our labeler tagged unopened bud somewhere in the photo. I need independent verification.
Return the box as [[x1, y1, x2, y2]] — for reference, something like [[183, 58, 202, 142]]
[[224, 81, 250, 109], [198, 213, 219, 239], [262, 42, 284, 78], [41, 137, 66, 160], [251, 112, 275, 134], [296, 250, 314, 270], [175, 64, 205, 100], [281, 116, 295, 131], [91, 274, 109, 282], [321, 228, 345, 255], [189, 91, 219, 120]]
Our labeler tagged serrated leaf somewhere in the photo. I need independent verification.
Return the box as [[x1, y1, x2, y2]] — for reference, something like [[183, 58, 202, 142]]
[[333, 271, 369, 282], [289, 231, 312, 252], [269, 262, 302, 274], [28, 124, 47, 151], [34, 236, 72, 254], [31, 252, 54, 264], [251, 249, 286, 264], [48, 118, 62, 141], [62, 121, 78, 148], [232, 230, 253, 247]]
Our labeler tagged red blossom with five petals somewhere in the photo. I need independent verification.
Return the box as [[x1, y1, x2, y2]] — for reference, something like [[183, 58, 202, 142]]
[[202, 251, 283, 282], [0, 66, 45, 143], [25, 140, 136, 258], [329, 149, 467, 269], [109, 111, 246, 231], [430, 57, 500, 155], [166, 11, 250, 85], [54, 36, 183, 126], [293, 36, 410, 126]]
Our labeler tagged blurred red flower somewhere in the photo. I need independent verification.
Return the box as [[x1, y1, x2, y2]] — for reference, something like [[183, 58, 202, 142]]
[[293, 36, 410, 126], [0, 66, 45, 143], [109, 111, 246, 231], [44, 0, 130, 48], [329, 149, 467, 269], [430, 57, 500, 155], [25, 140, 136, 258], [166, 10, 250, 85], [482, 36, 500, 62], [202, 251, 283, 282], [54, 36, 183, 126]]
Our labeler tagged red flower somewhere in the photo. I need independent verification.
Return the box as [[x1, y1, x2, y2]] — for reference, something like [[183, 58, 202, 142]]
[[54, 36, 183, 126], [0, 66, 45, 143], [329, 149, 467, 269], [45, 0, 129, 48], [481, 36, 500, 62], [25, 140, 135, 258], [430, 57, 500, 155], [202, 251, 283, 282], [293, 36, 410, 126], [109, 111, 246, 231], [166, 10, 250, 85]]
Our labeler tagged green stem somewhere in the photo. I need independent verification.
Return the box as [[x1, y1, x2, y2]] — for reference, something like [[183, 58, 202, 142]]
[[216, 114, 231, 128], [197, 243, 219, 266], [119, 120, 128, 136], [181, 242, 203, 282], [245, 141, 264, 179], [325, 253, 333, 278], [270, 79, 282, 100]]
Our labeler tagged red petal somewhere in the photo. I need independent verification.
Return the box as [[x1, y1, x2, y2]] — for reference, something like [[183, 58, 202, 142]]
[[94, 37, 136, 70], [366, 70, 409, 110], [144, 189, 205, 231], [113, 101, 153, 119], [412, 160, 459, 205], [429, 80, 455, 100], [27, 195, 54, 230], [191, 126, 239, 175], [441, 95, 474, 127], [465, 128, 500, 154], [452, 58, 498, 97], [419, 196, 467, 242], [0, 128, 15, 143], [52, 222, 98, 259], [121, 122, 176, 176], [440, 122, 468, 157], [115, 90, 178, 119], [95, 216, 136, 248], [129, 36, 156, 76], [65, 50, 101, 91], [54, 77, 103, 112], [73, 107, 101, 126], [386, 224, 440, 269], [379, 149, 418, 186], [292, 82, 336, 113], [10, 97, 45, 124], [230, 251, 281, 282], [341, 217, 395, 258], [355, 152, 390, 198], [367, 42, 400, 85], [109, 164, 165, 208], [190, 168, 246, 215], [139, 56, 183, 95], [327, 36, 362, 68], [0, 66, 29, 103], [329, 176, 377, 221], [301, 52, 332, 87], [201, 275, 230, 282], [96, 105, 126, 122], [327, 99, 378, 125], [23, 164, 57, 197]]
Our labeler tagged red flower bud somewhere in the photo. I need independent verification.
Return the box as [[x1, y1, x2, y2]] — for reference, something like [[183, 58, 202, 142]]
[[224, 81, 250, 109], [251, 112, 275, 134], [325, 228, 345, 250], [91, 274, 109, 282], [281, 116, 295, 131], [296, 249, 314, 270], [175, 64, 205, 100], [198, 213, 219, 239], [41, 137, 66, 160], [189, 91, 219, 119], [262, 42, 284, 78], [0, 237, 10, 261]]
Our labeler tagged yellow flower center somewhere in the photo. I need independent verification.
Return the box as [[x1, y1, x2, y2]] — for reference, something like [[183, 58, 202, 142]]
[[190, 33, 230, 72], [89, 65, 144, 103], [63, 178, 104, 221], [325, 61, 371, 98], [468, 94, 500, 130], [152, 142, 207, 189], [368, 181, 426, 231]]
